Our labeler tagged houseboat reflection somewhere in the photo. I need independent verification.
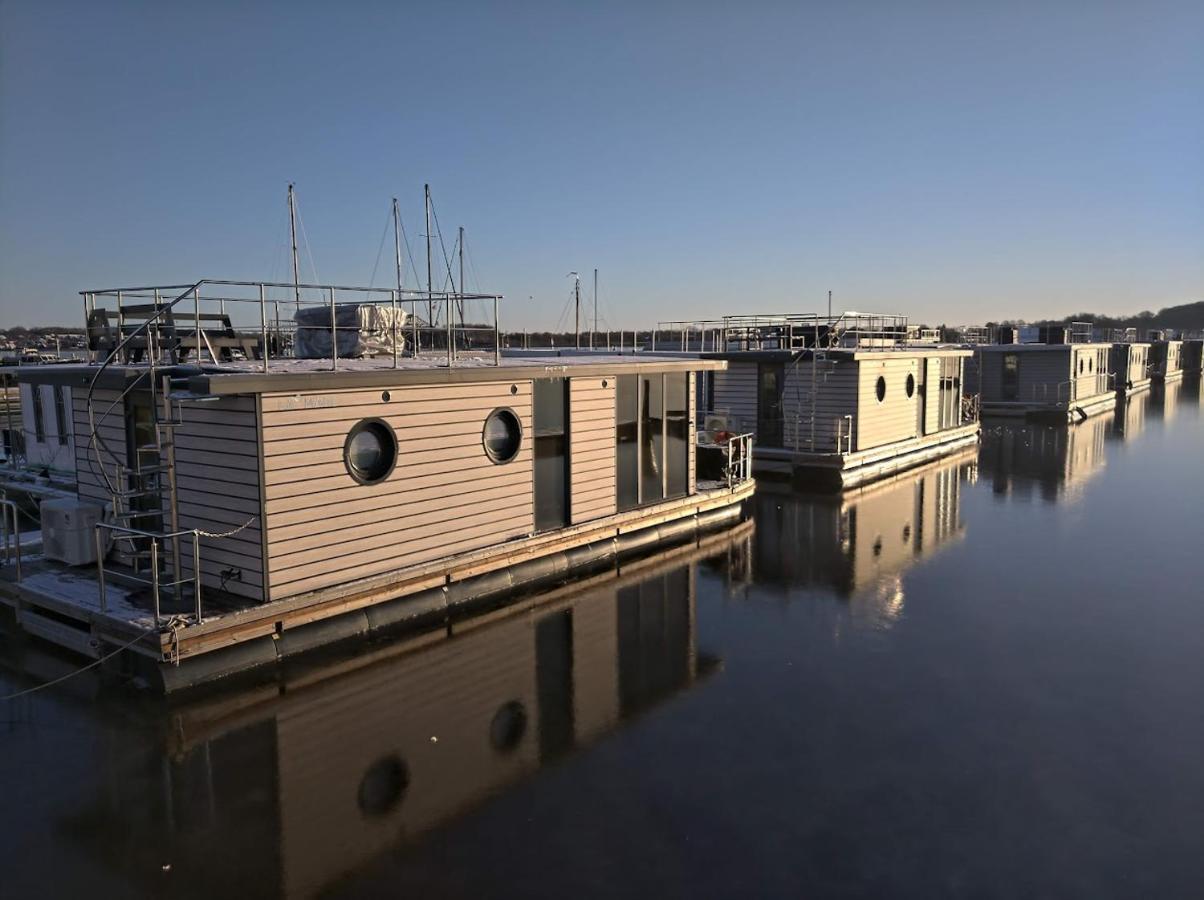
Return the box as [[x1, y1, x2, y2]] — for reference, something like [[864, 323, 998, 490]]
[[46, 523, 752, 899], [751, 449, 973, 608], [979, 415, 1109, 502]]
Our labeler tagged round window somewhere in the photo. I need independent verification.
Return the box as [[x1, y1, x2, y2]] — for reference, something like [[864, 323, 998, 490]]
[[489, 700, 528, 753], [875, 376, 886, 403], [1088, 358, 1094, 373], [483, 408, 522, 463], [344, 418, 397, 484], [357, 755, 409, 817], [905, 373, 915, 398], [1078, 358, 1085, 375]]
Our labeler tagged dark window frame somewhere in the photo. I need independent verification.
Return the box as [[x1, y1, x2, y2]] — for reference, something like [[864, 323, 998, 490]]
[[482, 407, 523, 464], [343, 417, 398, 486]]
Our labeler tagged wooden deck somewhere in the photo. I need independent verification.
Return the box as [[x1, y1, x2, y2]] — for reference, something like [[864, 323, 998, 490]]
[[0, 478, 753, 689]]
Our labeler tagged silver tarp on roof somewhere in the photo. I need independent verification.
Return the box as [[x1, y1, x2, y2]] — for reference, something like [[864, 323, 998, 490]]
[[293, 304, 407, 358]]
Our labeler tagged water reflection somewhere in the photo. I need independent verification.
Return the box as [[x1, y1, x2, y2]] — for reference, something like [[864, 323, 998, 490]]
[[750, 449, 973, 627], [979, 413, 1110, 502], [1110, 393, 1148, 441], [3, 523, 753, 900]]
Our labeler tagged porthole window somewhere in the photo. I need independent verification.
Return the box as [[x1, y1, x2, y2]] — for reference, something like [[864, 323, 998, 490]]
[[905, 373, 915, 398], [875, 376, 886, 403], [344, 418, 397, 485], [489, 701, 528, 753], [1088, 358, 1094, 374], [358, 755, 409, 817], [1078, 358, 1085, 375], [483, 408, 522, 463]]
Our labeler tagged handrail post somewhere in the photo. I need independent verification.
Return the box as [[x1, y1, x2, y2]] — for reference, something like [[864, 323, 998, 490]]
[[192, 531, 202, 623], [150, 537, 161, 627], [194, 287, 202, 363], [447, 294, 454, 364], [329, 287, 338, 371], [0, 500, 20, 582], [493, 296, 500, 366], [95, 527, 106, 612], [259, 283, 269, 373]]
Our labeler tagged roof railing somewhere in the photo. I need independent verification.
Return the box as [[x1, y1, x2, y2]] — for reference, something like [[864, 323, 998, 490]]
[[80, 279, 505, 372]]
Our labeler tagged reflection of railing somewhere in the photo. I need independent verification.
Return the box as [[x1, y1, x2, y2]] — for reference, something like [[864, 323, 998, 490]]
[[0, 498, 21, 581], [96, 523, 203, 627], [1029, 373, 1112, 405]]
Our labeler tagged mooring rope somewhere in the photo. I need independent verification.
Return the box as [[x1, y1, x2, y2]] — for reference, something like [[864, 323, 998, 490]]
[[0, 623, 159, 702]]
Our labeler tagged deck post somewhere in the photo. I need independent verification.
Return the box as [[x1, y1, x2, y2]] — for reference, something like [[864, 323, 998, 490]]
[[447, 295, 454, 365], [192, 532, 203, 623], [329, 286, 338, 372], [96, 529, 106, 612], [259, 283, 269, 373], [493, 296, 501, 366], [194, 287, 202, 364], [150, 538, 161, 627]]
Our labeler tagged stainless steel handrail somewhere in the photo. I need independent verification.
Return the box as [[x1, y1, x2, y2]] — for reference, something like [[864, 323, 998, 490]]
[[0, 498, 21, 581], [95, 522, 203, 627]]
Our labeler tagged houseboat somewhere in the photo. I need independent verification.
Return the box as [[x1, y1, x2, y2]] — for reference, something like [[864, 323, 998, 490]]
[[0, 278, 755, 691], [663, 312, 979, 489], [977, 340, 1114, 421], [1108, 341, 1152, 395], [1181, 339, 1203, 376], [1149, 339, 1185, 383]]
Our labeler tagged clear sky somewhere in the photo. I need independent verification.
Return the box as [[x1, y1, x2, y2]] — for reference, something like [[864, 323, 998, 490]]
[[1, 0, 1201, 330]]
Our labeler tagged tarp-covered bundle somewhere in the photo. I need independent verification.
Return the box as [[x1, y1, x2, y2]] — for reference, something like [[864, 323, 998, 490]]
[[293, 304, 407, 358]]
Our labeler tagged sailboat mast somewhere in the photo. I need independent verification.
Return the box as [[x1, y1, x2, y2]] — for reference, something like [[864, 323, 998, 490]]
[[573, 273, 581, 349], [458, 226, 465, 331], [424, 184, 433, 331], [592, 268, 598, 350], [288, 183, 300, 312]]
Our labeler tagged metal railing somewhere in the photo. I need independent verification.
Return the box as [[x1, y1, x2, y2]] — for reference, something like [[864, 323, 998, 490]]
[[724, 433, 754, 488], [96, 523, 203, 627], [81, 278, 504, 372], [0, 498, 21, 581], [659, 311, 911, 353]]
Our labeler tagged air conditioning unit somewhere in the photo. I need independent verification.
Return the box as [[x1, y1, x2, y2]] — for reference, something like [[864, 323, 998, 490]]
[[41, 498, 105, 566]]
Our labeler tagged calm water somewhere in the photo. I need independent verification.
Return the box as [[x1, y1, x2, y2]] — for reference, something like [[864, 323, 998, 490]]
[[2, 379, 1202, 899]]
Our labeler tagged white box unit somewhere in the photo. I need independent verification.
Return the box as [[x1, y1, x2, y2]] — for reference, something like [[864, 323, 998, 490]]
[[41, 498, 105, 566]]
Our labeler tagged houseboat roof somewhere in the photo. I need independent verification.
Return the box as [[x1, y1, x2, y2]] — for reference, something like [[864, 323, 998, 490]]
[[19, 352, 728, 395], [977, 342, 1113, 352], [700, 346, 973, 362]]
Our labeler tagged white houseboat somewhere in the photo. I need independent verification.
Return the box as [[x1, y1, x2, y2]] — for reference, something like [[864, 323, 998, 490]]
[[1149, 339, 1185, 383], [977, 339, 1114, 421], [0, 278, 755, 691], [1108, 341, 1152, 395], [661, 312, 978, 489]]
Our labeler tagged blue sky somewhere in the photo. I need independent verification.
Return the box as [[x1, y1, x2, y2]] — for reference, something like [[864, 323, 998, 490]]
[[1, 0, 1201, 329]]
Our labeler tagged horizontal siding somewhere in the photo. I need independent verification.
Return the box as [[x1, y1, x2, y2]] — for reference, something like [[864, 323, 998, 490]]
[[783, 360, 858, 452], [688, 372, 697, 493], [856, 358, 921, 451], [172, 397, 264, 601], [711, 362, 758, 433], [570, 375, 616, 524], [262, 380, 535, 601]]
